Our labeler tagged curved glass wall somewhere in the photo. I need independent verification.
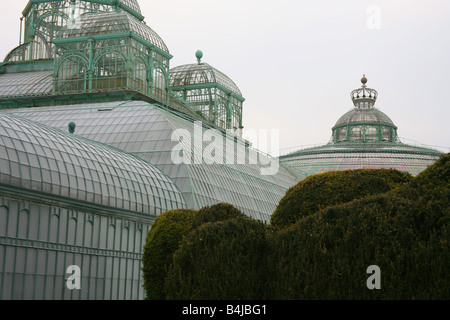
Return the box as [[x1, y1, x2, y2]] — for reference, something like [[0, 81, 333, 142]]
[[0, 111, 186, 216], [9, 101, 305, 222]]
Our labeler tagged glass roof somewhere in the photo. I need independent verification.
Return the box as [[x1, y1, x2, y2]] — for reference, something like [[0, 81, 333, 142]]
[[0, 111, 186, 216], [120, 0, 142, 15], [169, 63, 243, 97], [279, 142, 442, 177], [9, 101, 304, 222], [334, 108, 396, 128], [59, 11, 168, 52], [0, 71, 53, 98]]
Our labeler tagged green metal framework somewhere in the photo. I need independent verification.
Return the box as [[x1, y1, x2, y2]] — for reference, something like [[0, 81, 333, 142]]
[[169, 56, 245, 135], [53, 10, 171, 103], [1, 0, 171, 106], [6, 0, 144, 62]]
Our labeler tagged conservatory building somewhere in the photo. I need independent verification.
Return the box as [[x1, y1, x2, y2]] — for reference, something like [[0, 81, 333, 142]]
[[0, 0, 304, 300], [279, 76, 442, 177]]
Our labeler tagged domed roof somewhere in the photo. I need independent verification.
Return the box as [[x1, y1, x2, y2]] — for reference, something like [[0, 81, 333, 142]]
[[279, 75, 442, 177], [333, 108, 396, 129], [59, 10, 168, 53], [0, 111, 186, 216], [169, 61, 243, 98]]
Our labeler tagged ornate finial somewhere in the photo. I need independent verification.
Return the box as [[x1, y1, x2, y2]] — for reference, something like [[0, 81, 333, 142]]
[[351, 75, 378, 109], [196, 50, 203, 64], [361, 74, 368, 85]]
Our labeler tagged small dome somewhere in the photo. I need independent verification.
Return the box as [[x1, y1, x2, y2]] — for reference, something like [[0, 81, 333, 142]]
[[169, 62, 243, 97], [59, 11, 168, 53]]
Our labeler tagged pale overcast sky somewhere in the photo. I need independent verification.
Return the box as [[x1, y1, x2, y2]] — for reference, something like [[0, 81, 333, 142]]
[[1, 0, 449, 155]]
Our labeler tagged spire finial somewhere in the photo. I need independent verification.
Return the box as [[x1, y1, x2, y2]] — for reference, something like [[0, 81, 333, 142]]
[[196, 50, 203, 64]]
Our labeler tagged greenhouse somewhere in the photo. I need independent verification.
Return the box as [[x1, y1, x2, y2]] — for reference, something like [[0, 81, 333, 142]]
[[0, 0, 305, 300], [279, 76, 442, 176]]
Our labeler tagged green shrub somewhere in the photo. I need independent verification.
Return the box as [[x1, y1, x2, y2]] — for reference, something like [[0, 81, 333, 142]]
[[194, 202, 248, 229], [142, 203, 247, 300], [271, 192, 449, 299], [271, 169, 413, 229], [271, 155, 449, 299], [164, 216, 270, 300], [142, 209, 198, 300]]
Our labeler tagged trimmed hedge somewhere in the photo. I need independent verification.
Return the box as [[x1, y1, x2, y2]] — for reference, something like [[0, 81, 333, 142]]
[[271, 193, 449, 299], [164, 216, 270, 300], [142, 209, 198, 300], [271, 154, 449, 299], [142, 155, 449, 300], [271, 169, 413, 229], [142, 203, 246, 300]]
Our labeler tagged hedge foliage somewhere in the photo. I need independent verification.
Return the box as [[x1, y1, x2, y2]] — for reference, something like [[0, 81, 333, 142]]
[[164, 216, 270, 300], [142, 154, 449, 300], [271, 169, 413, 229], [142, 209, 197, 300], [271, 193, 449, 299], [141, 203, 245, 300]]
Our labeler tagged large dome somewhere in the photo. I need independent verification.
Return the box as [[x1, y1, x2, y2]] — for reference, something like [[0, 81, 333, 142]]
[[279, 76, 442, 176], [331, 77, 398, 143]]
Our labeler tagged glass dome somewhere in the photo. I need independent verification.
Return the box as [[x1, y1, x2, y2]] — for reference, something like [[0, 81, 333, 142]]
[[0, 111, 186, 216], [331, 77, 398, 143], [170, 62, 242, 97], [279, 76, 442, 177], [59, 10, 169, 52]]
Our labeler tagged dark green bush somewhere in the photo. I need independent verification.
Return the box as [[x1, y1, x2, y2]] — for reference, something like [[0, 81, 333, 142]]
[[271, 169, 413, 229], [143, 155, 449, 300], [271, 192, 449, 299], [164, 216, 270, 300], [142, 203, 246, 300], [270, 154, 449, 299], [194, 202, 248, 229], [142, 209, 198, 300]]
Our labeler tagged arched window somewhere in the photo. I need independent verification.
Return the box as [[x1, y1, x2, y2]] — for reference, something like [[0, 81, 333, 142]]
[[131, 56, 148, 93], [152, 68, 166, 101], [31, 12, 68, 60], [94, 52, 127, 92], [365, 126, 378, 141], [56, 55, 88, 94]]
